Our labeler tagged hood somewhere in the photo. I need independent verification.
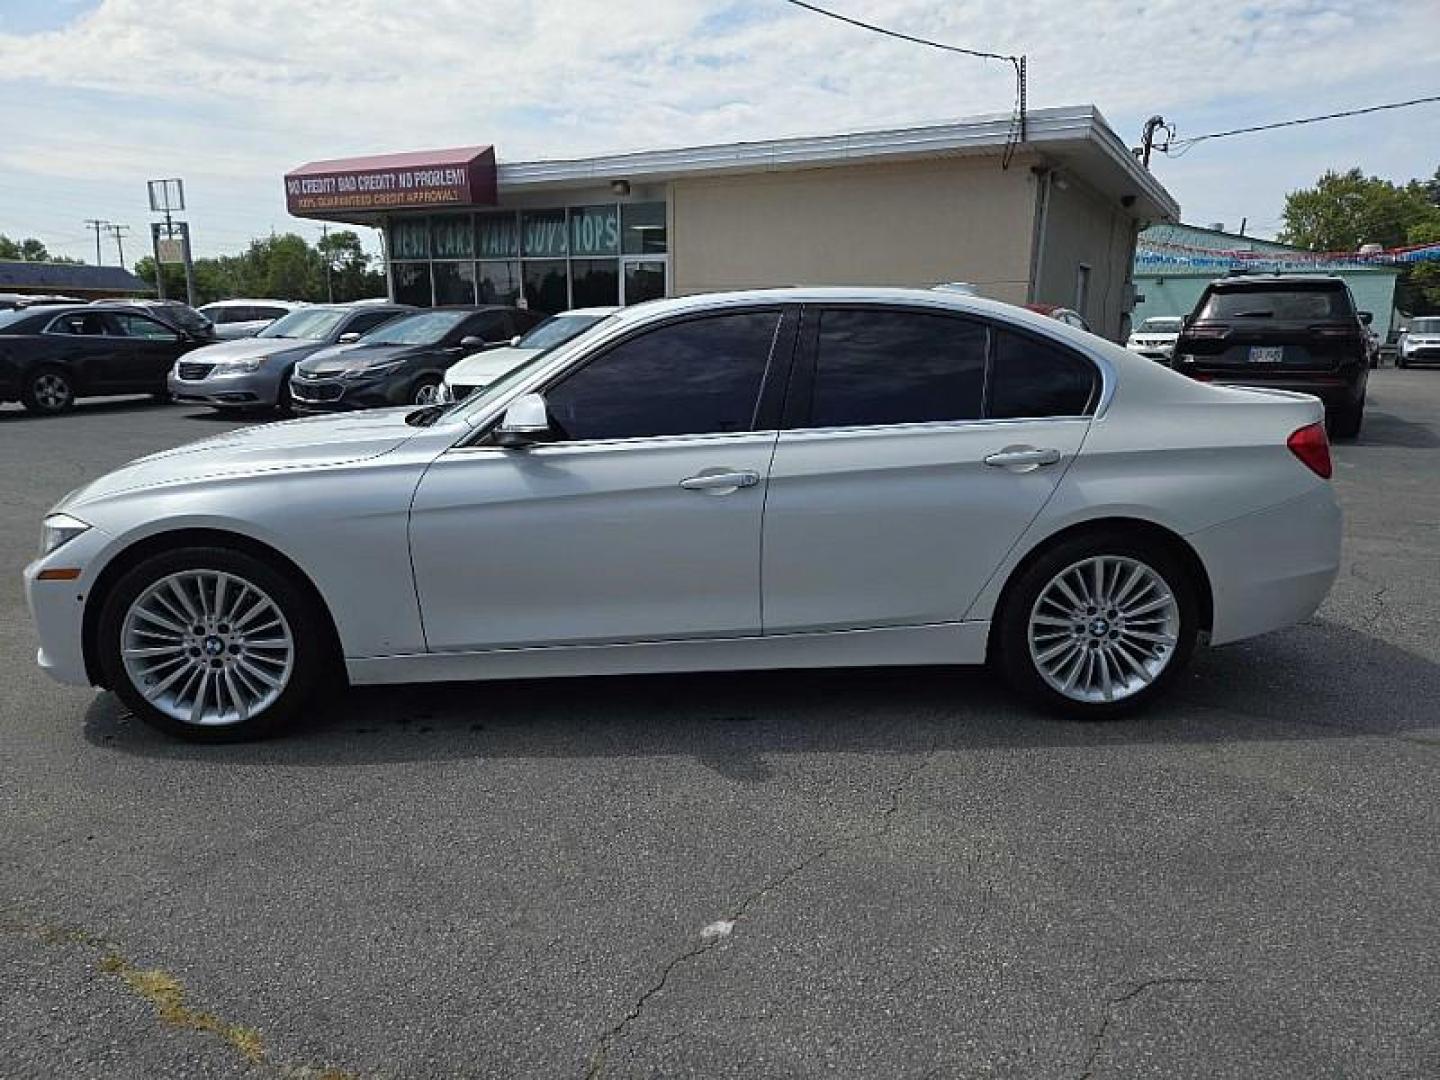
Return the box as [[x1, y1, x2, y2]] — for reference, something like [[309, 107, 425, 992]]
[[181, 337, 316, 363], [445, 345, 540, 386], [60, 408, 422, 508], [298, 341, 421, 376]]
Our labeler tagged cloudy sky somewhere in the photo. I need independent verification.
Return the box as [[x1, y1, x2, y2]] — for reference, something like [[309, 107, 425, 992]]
[[0, 0, 1436, 265]]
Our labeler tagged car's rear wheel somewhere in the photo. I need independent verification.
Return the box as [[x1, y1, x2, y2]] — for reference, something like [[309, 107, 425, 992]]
[[996, 533, 1199, 718], [22, 367, 76, 415], [98, 547, 329, 742], [1328, 400, 1364, 439], [411, 376, 441, 406]]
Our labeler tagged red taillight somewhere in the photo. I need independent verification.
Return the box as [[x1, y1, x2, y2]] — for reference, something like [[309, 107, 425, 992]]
[[1287, 421, 1332, 479]]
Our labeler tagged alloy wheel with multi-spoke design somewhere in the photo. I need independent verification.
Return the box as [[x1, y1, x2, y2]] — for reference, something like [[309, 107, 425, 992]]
[[412, 381, 440, 405], [30, 372, 74, 412], [1027, 555, 1180, 705], [119, 569, 295, 726]]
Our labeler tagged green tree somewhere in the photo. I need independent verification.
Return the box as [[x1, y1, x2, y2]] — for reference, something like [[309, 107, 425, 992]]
[[133, 231, 385, 306], [0, 234, 83, 263], [1279, 168, 1438, 251]]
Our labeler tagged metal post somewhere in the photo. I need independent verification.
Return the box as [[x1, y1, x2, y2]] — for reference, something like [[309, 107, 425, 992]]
[[178, 221, 197, 307], [150, 222, 167, 300]]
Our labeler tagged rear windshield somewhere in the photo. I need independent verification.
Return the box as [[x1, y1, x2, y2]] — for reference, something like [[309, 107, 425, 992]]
[[1198, 286, 1353, 321]]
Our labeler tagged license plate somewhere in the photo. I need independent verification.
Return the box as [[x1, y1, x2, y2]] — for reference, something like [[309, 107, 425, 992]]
[[1249, 346, 1284, 363]]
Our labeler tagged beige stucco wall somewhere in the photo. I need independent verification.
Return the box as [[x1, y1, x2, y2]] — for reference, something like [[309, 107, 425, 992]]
[[1033, 173, 1138, 340], [668, 155, 1041, 305]]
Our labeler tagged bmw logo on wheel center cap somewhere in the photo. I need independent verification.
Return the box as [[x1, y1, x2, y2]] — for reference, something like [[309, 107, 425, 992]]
[[203, 636, 226, 656]]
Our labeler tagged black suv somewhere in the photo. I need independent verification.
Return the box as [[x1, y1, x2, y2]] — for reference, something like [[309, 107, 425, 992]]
[[1171, 275, 1371, 438]]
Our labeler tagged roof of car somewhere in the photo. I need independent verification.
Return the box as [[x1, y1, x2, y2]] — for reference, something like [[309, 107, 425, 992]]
[[200, 298, 304, 307], [1209, 274, 1345, 287]]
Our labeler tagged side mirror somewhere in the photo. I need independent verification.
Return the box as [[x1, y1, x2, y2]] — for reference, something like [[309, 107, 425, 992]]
[[509, 335, 522, 346], [493, 393, 553, 448], [337, 331, 361, 344], [459, 335, 491, 351], [1358, 311, 1373, 325]]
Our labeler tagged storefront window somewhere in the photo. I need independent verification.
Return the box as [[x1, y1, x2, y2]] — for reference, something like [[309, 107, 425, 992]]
[[391, 218, 429, 260], [622, 202, 666, 255], [624, 261, 666, 304], [392, 262, 432, 306], [523, 260, 569, 314], [570, 205, 619, 256], [431, 214, 474, 259], [477, 213, 519, 258], [477, 261, 521, 306], [572, 259, 619, 307], [522, 210, 568, 258], [433, 261, 477, 305]]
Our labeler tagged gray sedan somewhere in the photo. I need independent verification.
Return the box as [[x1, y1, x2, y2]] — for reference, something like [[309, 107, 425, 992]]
[[168, 303, 411, 412]]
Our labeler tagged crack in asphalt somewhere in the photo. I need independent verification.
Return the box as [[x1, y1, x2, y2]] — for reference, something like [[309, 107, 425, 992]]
[[582, 746, 938, 1078], [1077, 977, 1228, 1079]]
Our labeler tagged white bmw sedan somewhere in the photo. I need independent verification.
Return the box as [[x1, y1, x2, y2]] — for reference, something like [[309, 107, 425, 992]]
[[26, 288, 1341, 741]]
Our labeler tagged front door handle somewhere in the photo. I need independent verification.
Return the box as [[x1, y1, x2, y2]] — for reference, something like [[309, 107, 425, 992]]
[[983, 445, 1062, 471], [679, 469, 761, 493]]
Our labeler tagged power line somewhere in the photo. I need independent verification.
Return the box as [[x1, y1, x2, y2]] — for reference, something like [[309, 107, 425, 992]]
[[781, 0, 1017, 64], [779, 0, 1027, 163], [1167, 94, 1440, 154]]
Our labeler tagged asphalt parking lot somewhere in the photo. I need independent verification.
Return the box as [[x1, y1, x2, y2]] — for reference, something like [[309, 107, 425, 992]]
[[1, 373, 1437, 1080]]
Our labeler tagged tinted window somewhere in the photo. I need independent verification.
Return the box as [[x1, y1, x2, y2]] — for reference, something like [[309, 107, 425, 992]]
[[48, 312, 109, 336], [252, 307, 288, 321], [544, 311, 780, 441], [463, 311, 511, 342], [346, 310, 403, 336], [111, 313, 178, 340], [810, 309, 985, 428], [1198, 286, 1352, 321], [988, 330, 1097, 419]]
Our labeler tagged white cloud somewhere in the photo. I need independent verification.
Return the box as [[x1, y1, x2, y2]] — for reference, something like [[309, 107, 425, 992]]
[[1, 0, 1435, 261]]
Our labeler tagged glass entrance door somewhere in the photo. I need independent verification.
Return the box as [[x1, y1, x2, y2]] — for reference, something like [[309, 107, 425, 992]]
[[621, 259, 667, 306]]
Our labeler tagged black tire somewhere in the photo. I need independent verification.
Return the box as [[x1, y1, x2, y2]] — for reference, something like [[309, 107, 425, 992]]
[[1395, 356, 1406, 369], [994, 531, 1200, 719], [273, 367, 295, 416], [97, 546, 332, 742], [409, 375, 441, 405], [21, 367, 76, 415], [1328, 400, 1364, 440]]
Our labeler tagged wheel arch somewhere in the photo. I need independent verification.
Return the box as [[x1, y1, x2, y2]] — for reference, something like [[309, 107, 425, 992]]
[[81, 527, 344, 688], [985, 516, 1214, 658]]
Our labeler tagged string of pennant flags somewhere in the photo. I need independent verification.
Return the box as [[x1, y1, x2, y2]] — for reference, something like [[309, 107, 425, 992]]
[[1137, 237, 1440, 273]]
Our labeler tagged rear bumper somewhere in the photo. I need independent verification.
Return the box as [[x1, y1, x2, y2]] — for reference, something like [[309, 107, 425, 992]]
[[1188, 485, 1341, 646]]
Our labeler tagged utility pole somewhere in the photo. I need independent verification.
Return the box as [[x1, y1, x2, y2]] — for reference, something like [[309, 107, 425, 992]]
[[106, 223, 131, 268], [321, 223, 333, 303], [1136, 116, 1172, 169], [84, 219, 109, 265]]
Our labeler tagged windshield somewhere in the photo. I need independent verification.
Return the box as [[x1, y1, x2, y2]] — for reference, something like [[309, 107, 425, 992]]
[[1198, 286, 1353, 321], [362, 309, 469, 346], [1410, 318, 1440, 334], [518, 312, 611, 351], [259, 307, 347, 340], [1138, 318, 1182, 333]]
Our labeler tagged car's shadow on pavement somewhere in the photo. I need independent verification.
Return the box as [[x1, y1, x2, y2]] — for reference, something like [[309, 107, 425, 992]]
[[81, 617, 1440, 768], [1346, 407, 1440, 449], [0, 397, 164, 421]]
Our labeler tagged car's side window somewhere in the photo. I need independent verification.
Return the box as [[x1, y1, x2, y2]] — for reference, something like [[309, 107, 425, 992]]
[[109, 313, 178, 340], [807, 308, 986, 428], [47, 312, 109, 336], [543, 310, 781, 442], [467, 312, 510, 342], [346, 311, 397, 336], [987, 329, 1098, 419]]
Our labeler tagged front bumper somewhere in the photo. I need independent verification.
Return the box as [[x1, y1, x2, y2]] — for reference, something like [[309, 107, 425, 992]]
[[24, 523, 115, 688], [168, 367, 285, 408], [290, 372, 408, 413], [1188, 484, 1341, 646]]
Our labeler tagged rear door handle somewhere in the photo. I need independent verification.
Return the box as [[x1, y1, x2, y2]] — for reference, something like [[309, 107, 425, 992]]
[[983, 446, 1062, 471], [679, 470, 761, 493]]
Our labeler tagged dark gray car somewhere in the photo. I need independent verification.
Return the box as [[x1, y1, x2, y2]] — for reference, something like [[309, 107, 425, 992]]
[[168, 303, 411, 412]]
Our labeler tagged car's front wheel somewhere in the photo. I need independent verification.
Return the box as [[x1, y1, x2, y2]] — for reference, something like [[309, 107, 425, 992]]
[[411, 376, 441, 406], [995, 533, 1199, 718], [22, 367, 76, 415], [97, 547, 330, 741]]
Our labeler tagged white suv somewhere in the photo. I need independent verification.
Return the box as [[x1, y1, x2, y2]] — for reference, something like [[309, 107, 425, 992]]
[[197, 299, 304, 340]]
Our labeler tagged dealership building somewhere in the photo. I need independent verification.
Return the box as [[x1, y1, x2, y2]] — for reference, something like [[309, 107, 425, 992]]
[[286, 104, 1177, 339]]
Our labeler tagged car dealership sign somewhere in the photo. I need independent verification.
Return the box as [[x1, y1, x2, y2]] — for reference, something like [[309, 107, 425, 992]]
[[285, 146, 498, 216]]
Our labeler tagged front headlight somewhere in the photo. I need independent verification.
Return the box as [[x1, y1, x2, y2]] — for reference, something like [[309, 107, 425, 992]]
[[211, 358, 263, 375], [341, 359, 405, 379], [40, 513, 90, 557]]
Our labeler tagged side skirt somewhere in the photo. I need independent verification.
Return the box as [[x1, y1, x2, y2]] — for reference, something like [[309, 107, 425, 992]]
[[346, 621, 990, 686]]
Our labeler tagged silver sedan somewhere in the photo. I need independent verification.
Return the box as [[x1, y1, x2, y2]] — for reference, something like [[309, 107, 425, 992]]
[[28, 287, 1340, 740]]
